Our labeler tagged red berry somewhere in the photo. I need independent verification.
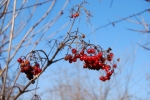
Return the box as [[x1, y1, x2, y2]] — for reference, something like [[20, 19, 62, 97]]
[[87, 49, 92, 54], [34, 66, 39, 71], [35, 63, 40, 68], [107, 71, 112, 77], [17, 58, 23, 63], [80, 56, 84, 61], [80, 50, 84, 55], [68, 54, 72, 59], [72, 48, 77, 54], [113, 64, 117, 68], [38, 68, 42, 73], [107, 57, 112, 61], [24, 60, 30, 65], [64, 55, 69, 60], [98, 52, 103, 58], [72, 57, 77, 62], [109, 53, 114, 58], [91, 48, 95, 54], [98, 62, 103, 67], [99, 76, 105, 81], [75, 53, 80, 58], [91, 56, 96, 61], [111, 69, 114, 73], [95, 60, 99, 65], [69, 59, 72, 63], [21, 68, 25, 72], [24, 66, 30, 71], [104, 76, 110, 80]]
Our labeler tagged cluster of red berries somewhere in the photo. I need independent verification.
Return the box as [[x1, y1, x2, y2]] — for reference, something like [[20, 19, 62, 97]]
[[64, 48, 118, 82], [70, 13, 79, 18], [17, 58, 42, 80]]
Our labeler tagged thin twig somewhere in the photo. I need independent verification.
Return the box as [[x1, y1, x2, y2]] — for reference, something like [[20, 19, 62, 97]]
[[91, 9, 149, 34]]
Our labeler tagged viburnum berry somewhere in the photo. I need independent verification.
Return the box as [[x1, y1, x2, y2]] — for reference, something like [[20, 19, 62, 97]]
[[99, 76, 105, 81], [109, 53, 114, 58], [21, 68, 25, 73], [24, 60, 30, 65], [68, 54, 72, 59], [91, 48, 95, 54], [17, 58, 23, 63], [64, 55, 69, 61], [72, 13, 79, 18], [24, 66, 30, 71], [75, 13, 79, 17], [72, 48, 77, 54], [80, 56, 84, 61], [107, 71, 112, 77], [113, 64, 117, 68], [98, 52, 103, 58], [35, 63, 40, 68], [82, 34, 85, 38], [20, 63, 25, 68], [38, 68, 42, 73], [80, 50, 84, 55], [87, 49, 92, 54], [75, 53, 80, 58], [69, 59, 72, 63], [72, 57, 77, 62]]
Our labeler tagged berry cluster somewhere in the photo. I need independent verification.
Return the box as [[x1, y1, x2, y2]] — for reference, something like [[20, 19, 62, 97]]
[[70, 13, 79, 18], [17, 58, 42, 80], [64, 47, 118, 82]]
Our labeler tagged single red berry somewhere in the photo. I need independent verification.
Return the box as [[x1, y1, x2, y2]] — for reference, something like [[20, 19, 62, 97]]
[[75, 53, 80, 58], [91, 56, 96, 61], [24, 60, 30, 65], [113, 64, 117, 68], [83, 54, 87, 61], [98, 52, 103, 58], [64, 55, 69, 60], [20, 68, 25, 72], [80, 56, 84, 61], [99, 76, 105, 81], [80, 50, 84, 55], [72, 57, 77, 62], [35, 63, 40, 68], [87, 56, 92, 61], [69, 59, 72, 63], [111, 69, 114, 73], [68, 54, 72, 59], [91, 48, 96, 54], [34, 66, 39, 71], [17, 58, 23, 63], [24, 66, 30, 71], [98, 62, 103, 67], [104, 76, 110, 80], [87, 49, 92, 54], [72, 48, 77, 54], [109, 53, 114, 58], [92, 63, 97, 67], [38, 68, 42, 73], [107, 71, 112, 77], [107, 57, 112, 61], [94, 60, 99, 65]]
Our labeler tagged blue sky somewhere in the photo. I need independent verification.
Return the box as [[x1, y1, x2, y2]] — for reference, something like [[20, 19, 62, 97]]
[[1, 0, 150, 99]]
